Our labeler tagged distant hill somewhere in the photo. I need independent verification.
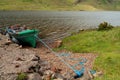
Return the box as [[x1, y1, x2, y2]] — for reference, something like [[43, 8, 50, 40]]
[[0, 0, 120, 10]]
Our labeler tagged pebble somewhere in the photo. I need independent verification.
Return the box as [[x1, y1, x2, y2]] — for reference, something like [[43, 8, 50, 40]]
[[93, 71, 103, 77], [28, 73, 42, 80]]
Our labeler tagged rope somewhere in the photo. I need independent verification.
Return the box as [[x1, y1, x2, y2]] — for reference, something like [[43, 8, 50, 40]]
[[1, 17, 87, 77], [35, 35, 86, 77], [3, 24, 86, 77], [35, 35, 75, 71]]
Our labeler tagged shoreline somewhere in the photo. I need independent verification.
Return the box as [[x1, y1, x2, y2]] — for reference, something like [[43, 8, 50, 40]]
[[0, 32, 98, 80]]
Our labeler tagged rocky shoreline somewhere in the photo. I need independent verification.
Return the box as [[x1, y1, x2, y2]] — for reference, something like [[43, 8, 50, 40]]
[[0, 33, 101, 80], [0, 34, 65, 80]]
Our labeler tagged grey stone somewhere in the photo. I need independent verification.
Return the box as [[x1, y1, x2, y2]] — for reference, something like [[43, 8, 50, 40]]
[[28, 73, 42, 80], [52, 73, 65, 80], [54, 78, 64, 80], [31, 55, 40, 61], [93, 71, 103, 77]]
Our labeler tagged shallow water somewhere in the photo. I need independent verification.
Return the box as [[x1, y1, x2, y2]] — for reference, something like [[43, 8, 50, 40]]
[[0, 11, 120, 39]]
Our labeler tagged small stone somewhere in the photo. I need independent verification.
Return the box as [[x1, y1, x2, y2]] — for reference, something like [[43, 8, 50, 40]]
[[44, 70, 54, 75], [88, 71, 94, 79], [46, 51, 51, 53], [15, 64, 20, 68], [32, 55, 40, 61], [79, 29, 84, 31], [54, 78, 63, 80], [54, 40, 62, 48], [45, 74, 51, 80], [52, 73, 64, 80], [40, 61, 49, 66], [28, 73, 42, 80], [51, 67, 57, 72], [51, 67, 62, 73], [16, 57, 24, 61], [93, 71, 103, 77], [4, 39, 12, 45], [19, 45, 22, 48]]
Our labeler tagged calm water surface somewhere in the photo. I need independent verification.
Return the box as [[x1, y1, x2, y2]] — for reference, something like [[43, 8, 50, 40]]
[[0, 11, 120, 39]]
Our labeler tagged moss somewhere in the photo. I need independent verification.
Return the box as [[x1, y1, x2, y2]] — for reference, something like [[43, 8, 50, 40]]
[[16, 73, 28, 80]]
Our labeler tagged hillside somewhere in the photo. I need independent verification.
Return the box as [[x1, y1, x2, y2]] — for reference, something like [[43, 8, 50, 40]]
[[0, 0, 120, 10]]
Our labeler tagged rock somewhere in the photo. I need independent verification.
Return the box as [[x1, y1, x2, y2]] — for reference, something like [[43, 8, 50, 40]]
[[46, 51, 51, 53], [51, 67, 57, 72], [51, 67, 62, 73], [88, 70, 94, 79], [52, 73, 65, 80], [42, 70, 54, 80], [62, 72, 73, 80], [28, 64, 40, 73], [54, 78, 63, 80], [28, 73, 42, 80], [15, 64, 20, 68], [43, 74, 51, 80], [32, 55, 40, 61], [44, 70, 54, 75], [54, 40, 62, 48], [16, 57, 25, 61], [4, 39, 12, 45], [93, 71, 103, 77], [19, 45, 23, 48], [80, 29, 84, 31], [39, 61, 51, 70]]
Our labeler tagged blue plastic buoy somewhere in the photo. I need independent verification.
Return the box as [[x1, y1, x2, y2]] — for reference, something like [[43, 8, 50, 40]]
[[75, 67, 85, 77]]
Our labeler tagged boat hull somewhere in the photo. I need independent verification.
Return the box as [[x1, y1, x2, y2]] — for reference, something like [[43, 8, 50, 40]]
[[13, 29, 39, 48]]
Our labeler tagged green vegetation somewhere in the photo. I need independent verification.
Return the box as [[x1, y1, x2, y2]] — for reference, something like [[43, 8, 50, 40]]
[[98, 22, 113, 31], [16, 73, 27, 80], [57, 27, 120, 80], [0, 0, 120, 10]]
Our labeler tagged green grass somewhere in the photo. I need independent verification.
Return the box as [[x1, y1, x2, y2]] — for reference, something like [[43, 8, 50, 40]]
[[59, 28, 120, 53], [94, 53, 120, 80], [57, 27, 120, 80], [0, 0, 120, 10], [16, 73, 27, 80]]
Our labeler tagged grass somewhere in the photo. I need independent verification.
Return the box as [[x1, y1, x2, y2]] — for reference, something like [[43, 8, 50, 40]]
[[57, 27, 120, 80], [16, 73, 27, 80], [0, 0, 120, 10], [94, 53, 120, 80]]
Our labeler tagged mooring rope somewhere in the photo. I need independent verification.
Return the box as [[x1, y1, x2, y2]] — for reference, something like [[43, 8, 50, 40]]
[[1, 20, 87, 77], [35, 35, 86, 77]]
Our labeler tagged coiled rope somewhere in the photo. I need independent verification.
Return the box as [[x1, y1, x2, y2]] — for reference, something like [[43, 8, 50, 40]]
[[35, 35, 86, 77]]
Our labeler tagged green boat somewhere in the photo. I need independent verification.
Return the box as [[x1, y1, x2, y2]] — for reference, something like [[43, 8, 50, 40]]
[[8, 29, 39, 48]]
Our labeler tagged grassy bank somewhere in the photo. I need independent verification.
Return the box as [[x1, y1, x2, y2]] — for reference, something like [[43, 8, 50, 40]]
[[0, 0, 120, 10], [57, 27, 120, 80]]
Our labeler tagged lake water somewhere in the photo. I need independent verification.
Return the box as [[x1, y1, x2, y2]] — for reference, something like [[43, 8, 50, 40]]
[[0, 11, 120, 39]]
